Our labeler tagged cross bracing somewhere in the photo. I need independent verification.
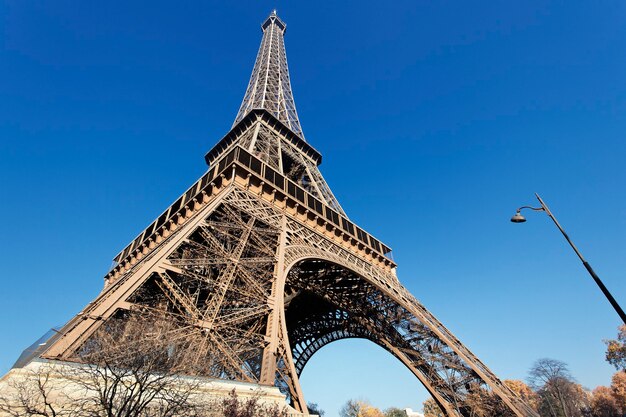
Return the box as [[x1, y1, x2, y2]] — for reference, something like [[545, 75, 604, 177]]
[[41, 136, 538, 416], [234, 11, 305, 140], [34, 11, 540, 417]]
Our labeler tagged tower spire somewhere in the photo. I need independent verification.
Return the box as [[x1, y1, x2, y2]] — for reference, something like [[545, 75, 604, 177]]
[[233, 12, 305, 139]]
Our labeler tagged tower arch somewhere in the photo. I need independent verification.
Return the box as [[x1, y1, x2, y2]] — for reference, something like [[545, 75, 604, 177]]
[[279, 255, 469, 416]]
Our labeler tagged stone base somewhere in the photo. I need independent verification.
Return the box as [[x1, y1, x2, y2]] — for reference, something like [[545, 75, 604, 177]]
[[0, 360, 310, 417]]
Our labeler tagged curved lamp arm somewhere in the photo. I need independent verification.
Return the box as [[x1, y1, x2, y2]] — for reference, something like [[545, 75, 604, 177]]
[[512, 193, 626, 325]]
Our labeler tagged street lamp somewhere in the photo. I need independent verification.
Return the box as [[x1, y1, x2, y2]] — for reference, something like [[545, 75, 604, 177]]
[[511, 193, 626, 324]]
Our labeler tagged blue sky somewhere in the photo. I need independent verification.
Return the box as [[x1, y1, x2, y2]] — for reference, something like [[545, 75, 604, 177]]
[[1, 1, 626, 415]]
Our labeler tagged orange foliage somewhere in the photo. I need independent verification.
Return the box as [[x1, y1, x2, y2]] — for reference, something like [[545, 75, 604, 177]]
[[611, 371, 626, 412], [422, 398, 444, 417], [504, 379, 539, 411], [360, 404, 385, 417], [591, 385, 620, 417], [606, 325, 626, 371]]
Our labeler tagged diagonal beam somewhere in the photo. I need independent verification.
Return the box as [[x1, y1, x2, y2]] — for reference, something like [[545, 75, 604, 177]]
[[155, 272, 201, 320], [203, 216, 256, 324]]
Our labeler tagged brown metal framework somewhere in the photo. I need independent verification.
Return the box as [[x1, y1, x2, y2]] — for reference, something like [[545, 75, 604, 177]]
[[39, 12, 539, 417]]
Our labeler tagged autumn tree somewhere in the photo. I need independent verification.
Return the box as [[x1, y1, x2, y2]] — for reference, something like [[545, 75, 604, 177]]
[[422, 383, 535, 417], [610, 371, 626, 412], [464, 387, 496, 417], [605, 325, 626, 371], [361, 404, 384, 417], [590, 386, 620, 417], [423, 398, 444, 417], [462, 384, 525, 417], [504, 379, 539, 412]]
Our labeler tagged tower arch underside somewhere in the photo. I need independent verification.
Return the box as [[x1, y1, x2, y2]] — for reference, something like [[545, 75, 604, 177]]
[[282, 253, 504, 417]]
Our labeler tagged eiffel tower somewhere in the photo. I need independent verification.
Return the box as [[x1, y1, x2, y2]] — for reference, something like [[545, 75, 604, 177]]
[[37, 11, 538, 417]]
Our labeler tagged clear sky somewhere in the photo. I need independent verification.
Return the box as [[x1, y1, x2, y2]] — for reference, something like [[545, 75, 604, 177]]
[[1, 1, 625, 416]]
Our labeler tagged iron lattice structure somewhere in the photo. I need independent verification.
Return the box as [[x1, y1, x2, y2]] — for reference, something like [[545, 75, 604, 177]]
[[234, 12, 305, 140], [39, 12, 539, 417]]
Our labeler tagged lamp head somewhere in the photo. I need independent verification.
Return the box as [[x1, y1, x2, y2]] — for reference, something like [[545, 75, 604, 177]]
[[510, 211, 526, 223]]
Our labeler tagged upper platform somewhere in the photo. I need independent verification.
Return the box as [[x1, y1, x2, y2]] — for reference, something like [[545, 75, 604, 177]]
[[205, 109, 322, 169]]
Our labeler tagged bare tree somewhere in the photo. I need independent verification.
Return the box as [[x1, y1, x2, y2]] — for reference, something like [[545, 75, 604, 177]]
[[0, 309, 210, 417], [528, 358, 590, 417], [66, 309, 210, 417], [423, 398, 444, 417], [339, 399, 363, 417], [383, 407, 405, 417], [0, 364, 76, 417], [221, 389, 288, 417]]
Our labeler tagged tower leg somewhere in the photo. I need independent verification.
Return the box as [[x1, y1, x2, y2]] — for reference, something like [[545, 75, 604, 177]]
[[260, 215, 308, 412]]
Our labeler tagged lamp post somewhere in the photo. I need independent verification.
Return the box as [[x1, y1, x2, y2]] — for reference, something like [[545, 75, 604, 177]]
[[511, 193, 626, 324]]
